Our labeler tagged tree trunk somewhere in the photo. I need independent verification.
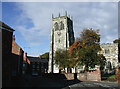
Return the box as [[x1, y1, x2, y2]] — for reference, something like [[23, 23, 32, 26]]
[[59, 69, 61, 73], [67, 68, 72, 73], [85, 65, 89, 71]]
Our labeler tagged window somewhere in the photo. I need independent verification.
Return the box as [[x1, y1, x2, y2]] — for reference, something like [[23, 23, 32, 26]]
[[33, 64, 35, 68], [59, 21, 64, 30], [23, 63, 26, 67], [107, 61, 112, 70], [58, 39, 60, 43], [105, 49, 110, 54], [112, 62, 115, 69], [37, 64, 39, 68], [54, 22, 59, 31], [41, 63, 44, 68]]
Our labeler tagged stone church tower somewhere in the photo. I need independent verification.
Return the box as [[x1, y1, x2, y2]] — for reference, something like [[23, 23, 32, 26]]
[[48, 12, 75, 73]]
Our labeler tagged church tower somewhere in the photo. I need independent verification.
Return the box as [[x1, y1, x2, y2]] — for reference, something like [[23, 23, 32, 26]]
[[48, 12, 75, 73]]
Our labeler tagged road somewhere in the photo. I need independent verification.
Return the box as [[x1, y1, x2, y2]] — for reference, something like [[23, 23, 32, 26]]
[[17, 75, 119, 89], [63, 81, 119, 89]]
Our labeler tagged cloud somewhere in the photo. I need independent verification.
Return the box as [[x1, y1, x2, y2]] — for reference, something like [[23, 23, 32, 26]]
[[15, 2, 118, 50], [3, 0, 119, 2]]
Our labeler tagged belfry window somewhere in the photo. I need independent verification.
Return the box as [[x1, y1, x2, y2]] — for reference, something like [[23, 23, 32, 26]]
[[59, 21, 64, 30], [105, 49, 110, 54], [54, 22, 59, 31]]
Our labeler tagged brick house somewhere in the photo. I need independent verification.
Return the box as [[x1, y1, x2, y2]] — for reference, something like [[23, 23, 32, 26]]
[[12, 35, 29, 76], [27, 56, 48, 76], [11, 35, 24, 76], [1, 21, 28, 87], [1, 21, 15, 87], [22, 52, 29, 75]]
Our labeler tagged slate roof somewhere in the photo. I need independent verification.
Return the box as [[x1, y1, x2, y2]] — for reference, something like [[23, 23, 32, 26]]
[[27, 56, 48, 63], [0, 21, 15, 31]]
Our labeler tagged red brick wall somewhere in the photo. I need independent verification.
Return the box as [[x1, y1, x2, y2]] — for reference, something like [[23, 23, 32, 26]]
[[12, 39, 21, 55], [64, 73, 74, 80], [86, 69, 101, 81], [77, 73, 87, 81], [11, 37, 24, 76], [116, 67, 120, 83], [64, 69, 101, 81]]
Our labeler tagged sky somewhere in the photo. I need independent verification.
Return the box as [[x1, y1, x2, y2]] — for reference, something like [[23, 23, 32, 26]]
[[1, 1, 118, 56]]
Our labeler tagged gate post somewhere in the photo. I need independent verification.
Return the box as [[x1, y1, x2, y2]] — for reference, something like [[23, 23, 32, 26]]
[[116, 66, 120, 84]]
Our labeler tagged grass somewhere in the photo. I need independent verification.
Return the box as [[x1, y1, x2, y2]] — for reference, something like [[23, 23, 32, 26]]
[[102, 74, 117, 81], [108, 74, 116, 79]]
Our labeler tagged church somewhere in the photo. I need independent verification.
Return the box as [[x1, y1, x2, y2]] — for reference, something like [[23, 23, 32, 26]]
[[48, 12, 119, 73], [48, 12, 75, 73]]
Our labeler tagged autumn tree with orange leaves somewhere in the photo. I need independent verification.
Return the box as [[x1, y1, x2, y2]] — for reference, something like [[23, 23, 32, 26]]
[[68, 28, 106, 71], [54, 28, 106, 73]]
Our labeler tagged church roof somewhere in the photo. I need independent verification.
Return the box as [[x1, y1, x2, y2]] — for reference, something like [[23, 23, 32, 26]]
[[27, 56, 48, 63], [0, 21, 15, 32]]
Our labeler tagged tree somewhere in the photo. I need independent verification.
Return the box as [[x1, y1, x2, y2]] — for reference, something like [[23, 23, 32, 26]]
[[54, 48, 81, 73], [68, 41, 83, 69], [54, 28, 106, 72], [39, 52, 49, 59], [54, 49, 69, 72], [97, 54, 106, 70], [113, 38, 120, 63], [68, 28, 106, 71]]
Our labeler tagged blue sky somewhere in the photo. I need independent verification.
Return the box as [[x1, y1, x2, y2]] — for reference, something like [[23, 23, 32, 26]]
[[2, 2, 118, 56]]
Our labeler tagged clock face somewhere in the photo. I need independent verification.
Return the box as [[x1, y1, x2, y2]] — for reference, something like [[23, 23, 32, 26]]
[[57, 32, 61, 36]]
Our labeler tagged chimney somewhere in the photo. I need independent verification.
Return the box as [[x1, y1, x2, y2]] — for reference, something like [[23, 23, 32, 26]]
[[23, 52, 27, 62]]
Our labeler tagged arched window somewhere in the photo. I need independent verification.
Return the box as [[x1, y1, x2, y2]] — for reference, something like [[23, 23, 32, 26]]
[[112, 62, 115, 69], [54, 22, 59, 31], [59, 21, 64, 30], [105, 49, 110, 54], [107, 61, 112, 70]]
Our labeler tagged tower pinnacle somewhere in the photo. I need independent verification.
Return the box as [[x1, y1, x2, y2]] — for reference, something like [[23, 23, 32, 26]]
[[52, 14, 54, 18], [59, 13, 60, 17], [65, 11, 67, 16]]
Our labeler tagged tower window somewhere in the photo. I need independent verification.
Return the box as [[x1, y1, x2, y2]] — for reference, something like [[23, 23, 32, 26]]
[[54, 22, 59, 31], [105, 49, 110, 54], [59, 21, 64, 30], [58, 39, 60, 43]]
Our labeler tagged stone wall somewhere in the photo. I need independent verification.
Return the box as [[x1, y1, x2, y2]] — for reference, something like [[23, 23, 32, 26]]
[[64, 69, 101, 81]]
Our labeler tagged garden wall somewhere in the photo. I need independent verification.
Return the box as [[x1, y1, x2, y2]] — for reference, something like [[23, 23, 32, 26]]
[[64, 68, 101, 81]]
